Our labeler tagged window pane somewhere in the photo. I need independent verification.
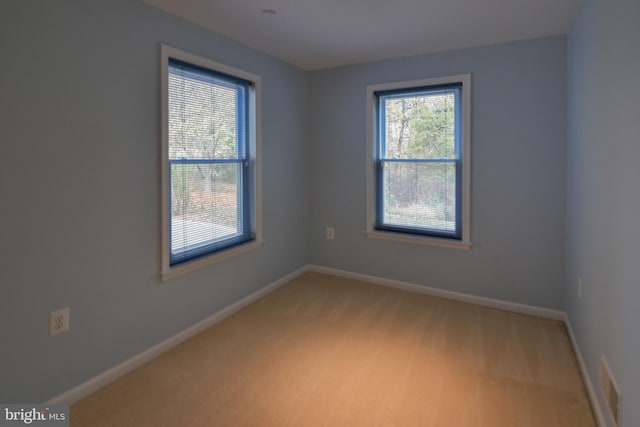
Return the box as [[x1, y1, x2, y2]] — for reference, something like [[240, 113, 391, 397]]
[[382, 161, 457, 234], [382, 91, 456, 160], [170, 163, 243, 259], [168, 68, 240, 160]]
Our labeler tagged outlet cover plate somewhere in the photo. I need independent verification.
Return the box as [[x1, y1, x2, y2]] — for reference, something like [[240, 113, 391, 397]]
[[49, 307, 70, 336]]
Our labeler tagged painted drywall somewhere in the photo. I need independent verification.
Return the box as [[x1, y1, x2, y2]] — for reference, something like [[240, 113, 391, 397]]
[[0, 1, 309, 402], [309, 37, 567, 309], [566, 0, 640, 425]]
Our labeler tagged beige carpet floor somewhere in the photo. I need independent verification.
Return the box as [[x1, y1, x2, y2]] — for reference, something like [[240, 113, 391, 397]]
[[71, 272, 596, 426]]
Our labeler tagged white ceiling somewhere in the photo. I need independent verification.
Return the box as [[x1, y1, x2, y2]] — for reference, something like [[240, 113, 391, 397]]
[[144, 0, 582, 71]]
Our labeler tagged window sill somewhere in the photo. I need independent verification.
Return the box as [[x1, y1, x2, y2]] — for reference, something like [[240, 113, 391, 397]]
[[365, 230, 471, 250], [160, 239, 265, 281]]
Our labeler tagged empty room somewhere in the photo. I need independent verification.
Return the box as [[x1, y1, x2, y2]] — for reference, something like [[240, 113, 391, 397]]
[[1, 0, 638, 426]]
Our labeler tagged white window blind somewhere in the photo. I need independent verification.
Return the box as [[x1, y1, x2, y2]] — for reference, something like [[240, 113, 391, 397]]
[[167, 58, 252, 265], [372, 79, 469, 242]]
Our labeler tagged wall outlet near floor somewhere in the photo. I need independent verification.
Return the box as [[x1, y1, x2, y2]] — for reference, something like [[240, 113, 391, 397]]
[[577, 276, 583, 298], [326, 227, 335, 240], [49, 307, 70, 336]]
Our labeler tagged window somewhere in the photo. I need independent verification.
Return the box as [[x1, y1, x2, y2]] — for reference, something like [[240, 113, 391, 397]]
[[366, 75, 471, 249], [161, 46, 262, 279]]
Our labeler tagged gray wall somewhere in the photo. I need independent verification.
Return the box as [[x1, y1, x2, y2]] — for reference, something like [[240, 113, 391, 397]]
[[309, 37, 567, 309], [0, 1, 309, 402], [566, 0, 640, 425]]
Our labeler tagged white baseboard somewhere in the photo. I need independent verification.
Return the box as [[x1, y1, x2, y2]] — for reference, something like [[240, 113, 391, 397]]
[[564, 315, 607, 427], [307, 264, 565, 320], [47, 266, 308, 405]]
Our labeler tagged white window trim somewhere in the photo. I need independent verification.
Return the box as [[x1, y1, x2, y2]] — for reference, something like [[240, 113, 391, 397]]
[[160, 45, 263, 280], [365, 74, 472, 250]]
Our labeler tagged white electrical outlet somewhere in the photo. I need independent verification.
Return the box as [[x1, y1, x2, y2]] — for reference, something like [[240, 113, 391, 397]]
[[577, 277, 583, 298], [326, 227, 335, 240], [49, 307, 70, 336]]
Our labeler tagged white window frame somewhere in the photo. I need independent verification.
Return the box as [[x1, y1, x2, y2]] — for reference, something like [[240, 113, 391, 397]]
[[365, 74, 472, 250], [160, 45, 262, 280]]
